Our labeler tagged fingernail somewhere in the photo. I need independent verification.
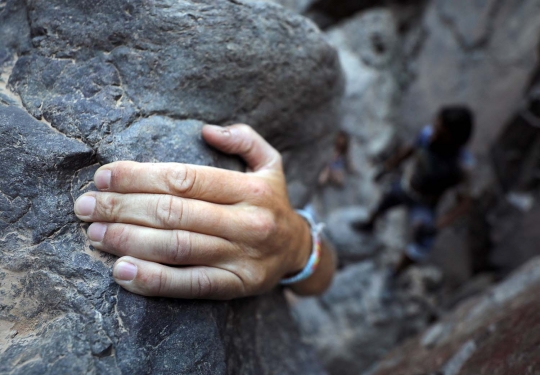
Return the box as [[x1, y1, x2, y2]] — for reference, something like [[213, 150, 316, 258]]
[[87, 223, 107, 242], [114, 261, 137, 281], [95, 170, 111, 190], [75, 196, 96, 216]]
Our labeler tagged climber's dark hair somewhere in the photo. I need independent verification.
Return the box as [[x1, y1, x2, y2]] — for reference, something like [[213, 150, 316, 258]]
[[437, 105, 474, 147]]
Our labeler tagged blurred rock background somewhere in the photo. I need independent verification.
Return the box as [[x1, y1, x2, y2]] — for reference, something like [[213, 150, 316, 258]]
[[264, 0, 540, 374]]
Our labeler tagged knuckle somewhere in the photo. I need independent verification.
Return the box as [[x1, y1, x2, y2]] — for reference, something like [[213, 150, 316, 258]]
[[156, 195, 184, 228], [108, 225, 131, 253], [248, 209, 277, 242], [191, 269, 213, 298], [141, 268, 168, 296], [275, 153, 283, 167], [169, 165, 198, 196], [247, 180, 273, 201], [238, 136, 255, 155], [235, 123, 253, 133], [99, 194, 121, 221], [245, 265, 269, 292], [167, 231, 193, 264], [232, 125, 255, 151]]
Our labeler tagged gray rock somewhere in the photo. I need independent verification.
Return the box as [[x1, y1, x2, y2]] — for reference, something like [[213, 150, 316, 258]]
[[325, 206, 380, 265], [0, 101, 327, 375], [7, 0, 343, 206], [398, 0, 540, 191], [97, 117, 243, 170], [249, 0, 317, 14], [488, 80, 540, 276], [0, 0, 343, 373], [292, 261, 440, 375], [326, 8, 399, 150], [312, 9, 402, 219], [305, 0, 388, 29], [367, 257, 540, 375]]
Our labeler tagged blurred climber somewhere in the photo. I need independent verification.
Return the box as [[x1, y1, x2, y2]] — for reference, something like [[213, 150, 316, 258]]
[[318, 130, 355, 187], [352, 105, 475, 281], [74, 124, 337, 300]]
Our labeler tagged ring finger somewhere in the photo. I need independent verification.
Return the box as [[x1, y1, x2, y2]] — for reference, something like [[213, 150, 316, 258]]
[[87, 223, 237, 266]]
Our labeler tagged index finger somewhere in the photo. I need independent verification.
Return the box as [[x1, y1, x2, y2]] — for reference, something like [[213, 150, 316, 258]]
[[94, 161, 252, 204]]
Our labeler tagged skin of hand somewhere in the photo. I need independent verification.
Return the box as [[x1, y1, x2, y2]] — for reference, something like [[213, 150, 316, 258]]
[[74, 124, 336, 300]]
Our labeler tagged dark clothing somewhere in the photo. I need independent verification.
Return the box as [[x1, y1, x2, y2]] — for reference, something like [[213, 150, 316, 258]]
[[403, 125, 474, 207], [375, 181, 437, 261], [375, 125, 474, 260]]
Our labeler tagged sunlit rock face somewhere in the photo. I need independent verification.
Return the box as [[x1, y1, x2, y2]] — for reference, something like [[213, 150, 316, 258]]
[[0, 0, 343, 373]]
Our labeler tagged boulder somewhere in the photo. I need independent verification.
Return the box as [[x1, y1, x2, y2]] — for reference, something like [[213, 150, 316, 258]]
[[250, 0, 317, 14], [487, 79, 540, 276], [305, 0, 389, 29], [367, 257, 540, 375], [312, 8, 401, 217], [324, 206, 380, 265], [0, 0, 343, 373], [292, 261, 442, 375], [398, 0, 540, 190]]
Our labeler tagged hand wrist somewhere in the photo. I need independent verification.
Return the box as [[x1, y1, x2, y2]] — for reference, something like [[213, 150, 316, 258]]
[[287, 210, 313, 276]]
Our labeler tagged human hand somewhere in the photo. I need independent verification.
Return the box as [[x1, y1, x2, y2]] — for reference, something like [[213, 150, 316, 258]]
[[74, 125, 316, 300]]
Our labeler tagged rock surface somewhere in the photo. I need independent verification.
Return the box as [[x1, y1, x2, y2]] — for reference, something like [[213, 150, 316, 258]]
[[292, 261, 442, 375], [398, 0, 540, 190], [324, 206, 379, 265], [367, 257, 540, 375], [293, 1, 540, 374], [297, 10, 436, 374], [0, 0, 343, 374], [252, 0, 316, 14], [312, 8, 403, 218]]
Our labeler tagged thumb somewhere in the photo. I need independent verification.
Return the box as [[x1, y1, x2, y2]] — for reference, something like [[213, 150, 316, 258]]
[[202, 124, 282, 172]]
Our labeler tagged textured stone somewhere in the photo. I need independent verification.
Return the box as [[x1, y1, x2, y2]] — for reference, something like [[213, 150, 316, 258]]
[[305, 0, 387, 29], [398, 0, 540, 188], [367, 257, 540, 375], [6, 0, 343, 206], [324, 206, 379, 265], [312, 8, 401, 218], [251, 0, 316, 14], [292, 261, 441, 375], [0, 101, 327, 375], [487, 79, 540, 276], [0, 0, 343, 373], [296, 1, 540, 375]]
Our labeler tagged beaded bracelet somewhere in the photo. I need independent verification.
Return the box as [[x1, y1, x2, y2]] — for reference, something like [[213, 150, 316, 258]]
[[280, 209, 325, 285]]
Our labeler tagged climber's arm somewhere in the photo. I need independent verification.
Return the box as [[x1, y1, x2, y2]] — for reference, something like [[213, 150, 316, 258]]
[[385, 145, 415, 171], [74, 124, 336, 299], [374, 145, 414, 182]]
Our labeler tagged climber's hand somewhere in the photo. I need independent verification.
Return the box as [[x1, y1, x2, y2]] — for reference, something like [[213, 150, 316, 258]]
[[74, 124, 314, 300]]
